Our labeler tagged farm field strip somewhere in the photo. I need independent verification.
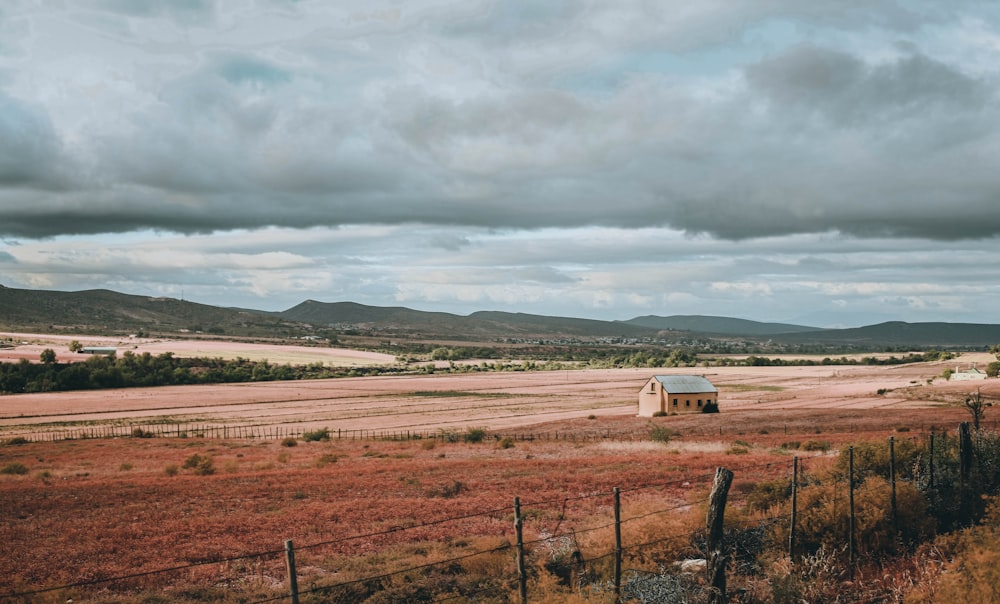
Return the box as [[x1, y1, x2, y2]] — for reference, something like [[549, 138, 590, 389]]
[[1, 359, 993, 439], [0, 391, 638, 437]]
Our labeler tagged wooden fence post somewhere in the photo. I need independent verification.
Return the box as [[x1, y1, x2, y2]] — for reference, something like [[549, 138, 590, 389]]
[[889, 436, 897, 537], [284, 539, 299, 604], [707, 467, 734, 604], [929, 431, 935, 489], [849, 446, 856, 581], [789, 456, 798, 561], [515, 497, 528, 604], [613, 487, 622, 602]]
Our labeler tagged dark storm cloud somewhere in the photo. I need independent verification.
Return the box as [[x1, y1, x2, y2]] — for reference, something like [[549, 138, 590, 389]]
[[2, 2, 1000, 243], [0, 92, 69, 189]]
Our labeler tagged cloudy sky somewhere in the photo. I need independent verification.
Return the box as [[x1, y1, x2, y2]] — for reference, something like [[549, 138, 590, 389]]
[[2, 1, 999, 327]]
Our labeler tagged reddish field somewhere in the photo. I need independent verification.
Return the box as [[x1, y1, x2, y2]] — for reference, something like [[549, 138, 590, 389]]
[[1, 353, 994, 441], [0, 353, 995, 601]]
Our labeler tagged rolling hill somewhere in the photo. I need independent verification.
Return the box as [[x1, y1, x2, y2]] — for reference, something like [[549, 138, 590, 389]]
[[2, 284, 999, 349], [621, 315, 824, 336]]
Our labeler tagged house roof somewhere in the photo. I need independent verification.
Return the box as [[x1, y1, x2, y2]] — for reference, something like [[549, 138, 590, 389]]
[[652, 375, 718, 393]]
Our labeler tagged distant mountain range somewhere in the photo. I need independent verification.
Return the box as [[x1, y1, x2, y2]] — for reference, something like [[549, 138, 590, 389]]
[[2, 284, 1000, 349]]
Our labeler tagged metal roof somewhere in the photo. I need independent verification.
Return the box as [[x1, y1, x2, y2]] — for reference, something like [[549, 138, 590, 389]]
[[652, 375, 717, 393]]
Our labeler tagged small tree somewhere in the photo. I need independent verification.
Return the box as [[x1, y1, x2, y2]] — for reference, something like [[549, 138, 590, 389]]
[[965, 388, 987, 431], [39, 348, 57, 365]]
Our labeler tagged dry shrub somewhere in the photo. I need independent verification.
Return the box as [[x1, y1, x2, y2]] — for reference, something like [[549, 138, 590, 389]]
[[784, 476, 933, 562], [745, 548, 846, 603], [907, 497, 1000, 602], [182, 453, 215, 476], [1, 462, 29, 475]]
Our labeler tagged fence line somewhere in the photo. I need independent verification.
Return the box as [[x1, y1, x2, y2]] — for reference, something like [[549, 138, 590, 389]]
[[4, 457, 784, 602], [5, 426, 987, 602], [8, 418, 980, 445]]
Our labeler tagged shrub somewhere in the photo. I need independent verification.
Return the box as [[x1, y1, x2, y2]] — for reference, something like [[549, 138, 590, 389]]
[[119, 463, 133, 471], [587, 414, 597, 420], [316, 453, 341, 467], [164, 464, 179, 476], [182, 453, 215, 475], [428, 480, 465, 498], [420, 439, 436, 451], [650, 425, 675, 444], [832, 438, 925, 482], [1, 462, 29, 475], [781, 441, 801, 450], [463, 427, 488, 443], [131, 427, 155, 438], [788, 476, 934, 561], [438, 429, 460, 443], [746, 478, 793, 513], [302, 428, 330, 442], [498, 436, 515, 449], [280, 437, 298, 447], [702, 401, 720, 413], [652, 410, 668, 417], [801, 440, 832, 452], [3, 437, 29, 446]]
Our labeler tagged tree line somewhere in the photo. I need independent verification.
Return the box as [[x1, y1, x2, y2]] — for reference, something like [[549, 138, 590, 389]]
[[0, 350, 405, 394]]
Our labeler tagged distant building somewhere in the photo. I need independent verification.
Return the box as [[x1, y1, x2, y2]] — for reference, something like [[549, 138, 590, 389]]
[[638, 375, 718, 417], [952, 366, 987, 381], [79, 347, 117, 355]]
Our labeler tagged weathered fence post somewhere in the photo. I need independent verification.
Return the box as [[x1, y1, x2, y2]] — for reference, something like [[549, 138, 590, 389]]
[[929, 430, 935, 489], [959, 422, 973, 482], [284, 539, 299, 604], [515, 497, 528, 604], [960, 421, 974, 524], [849, 446, 856, 581], [789, 456, 798, 561], [613, 487, 622, 602], [889, 436, 897, 536], [707, 467, 734, 604]]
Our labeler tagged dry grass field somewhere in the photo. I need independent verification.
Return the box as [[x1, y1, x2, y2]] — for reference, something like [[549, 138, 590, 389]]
[[0, 350, 996, 602], [0, 352, 993, 440], [0, 332, 396, 366]]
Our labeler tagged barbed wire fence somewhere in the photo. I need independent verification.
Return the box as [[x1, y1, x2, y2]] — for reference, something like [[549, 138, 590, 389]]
[[5, 426, 981, 602], [4, 459, 796, 603]]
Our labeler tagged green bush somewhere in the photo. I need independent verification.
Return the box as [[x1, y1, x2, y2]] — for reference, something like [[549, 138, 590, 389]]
[[182, 453, 215, 476], [801, 440, 832, 452], [1, 462, 29, 475], [463, 427, 488, 443], [280, 437, 298, 447], [302, 428, 330, 442], [746, 478, 792, 513], [649, 425, 675, 444], [832, 438, 925, 482], [437, 429, 460, 443], [498, 436, 515, 449], [702, 401, 720, 413]]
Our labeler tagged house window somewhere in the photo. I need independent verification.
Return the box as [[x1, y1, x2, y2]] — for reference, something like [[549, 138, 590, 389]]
[[685, 400, 690, 407], [673, 398, 678, 407], [697, 400, 702, 407]]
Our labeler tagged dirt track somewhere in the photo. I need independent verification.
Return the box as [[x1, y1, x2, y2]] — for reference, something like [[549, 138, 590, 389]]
[[1, 353, 995, 439]]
